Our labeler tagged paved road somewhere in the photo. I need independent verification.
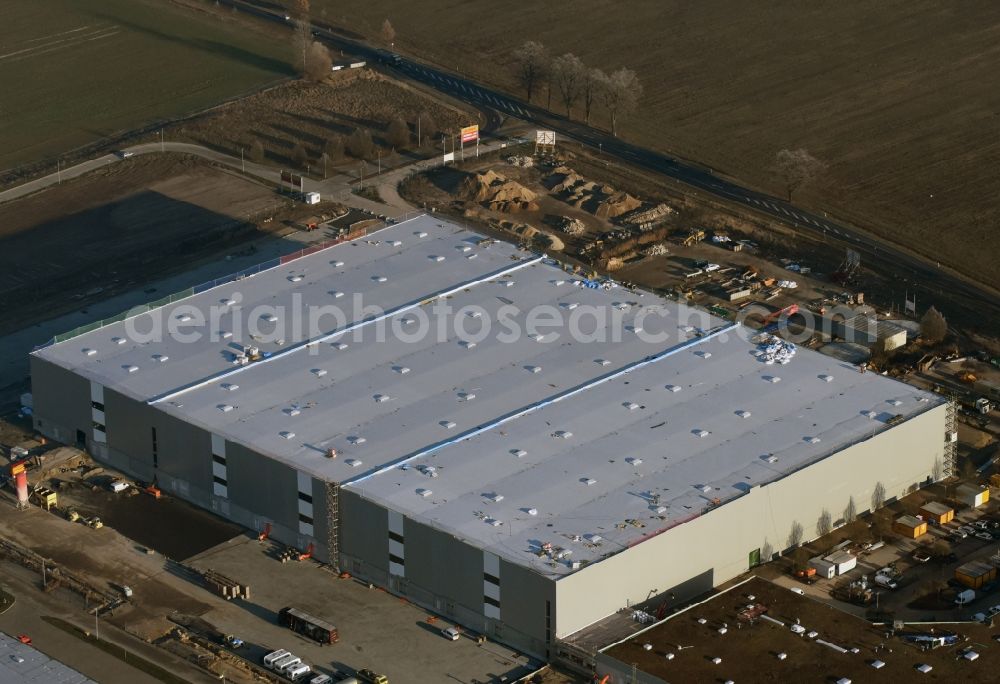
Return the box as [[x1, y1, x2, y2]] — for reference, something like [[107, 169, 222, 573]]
[[223, 0, 998, 320]]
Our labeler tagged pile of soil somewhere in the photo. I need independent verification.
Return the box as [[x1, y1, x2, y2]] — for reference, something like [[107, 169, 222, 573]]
[[462, 170, 539, 212]]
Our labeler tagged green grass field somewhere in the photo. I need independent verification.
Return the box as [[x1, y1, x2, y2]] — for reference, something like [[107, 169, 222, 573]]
[[0, 0, 294, 170]]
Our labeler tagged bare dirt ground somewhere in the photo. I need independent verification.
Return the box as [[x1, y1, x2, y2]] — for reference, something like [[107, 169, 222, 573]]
[[173, 70, 478, 176], [0, 154, 291, 336], [309, 0, 1000, 289], [604, 575, 999, 683]]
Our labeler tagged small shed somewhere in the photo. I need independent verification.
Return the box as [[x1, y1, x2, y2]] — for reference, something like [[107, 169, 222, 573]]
[[824, 550, 857, 575], [955, 560, 997, 589], [918, 501, 954, 525], [956, 484, 989, 508], [304, 191, 321, 205], [893, 514, 927, 539]]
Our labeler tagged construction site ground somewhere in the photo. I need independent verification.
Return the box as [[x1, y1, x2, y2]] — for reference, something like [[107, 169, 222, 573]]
[[400, 142, 1000, 352], [604, 576, 1000, 683], [0, 467, 540, 684]]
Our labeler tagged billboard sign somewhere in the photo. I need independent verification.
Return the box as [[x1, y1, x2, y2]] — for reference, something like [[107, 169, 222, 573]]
[[536, 130, 556, 146], [460, 125, 479, 144], [280, 170, 293, 185]]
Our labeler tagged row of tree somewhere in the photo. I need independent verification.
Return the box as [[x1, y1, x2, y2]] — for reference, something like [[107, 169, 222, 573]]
[[512, 41, 642, 136]]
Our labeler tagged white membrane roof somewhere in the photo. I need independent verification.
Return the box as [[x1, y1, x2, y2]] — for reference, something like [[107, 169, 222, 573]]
[[36, 215, 943, 577]]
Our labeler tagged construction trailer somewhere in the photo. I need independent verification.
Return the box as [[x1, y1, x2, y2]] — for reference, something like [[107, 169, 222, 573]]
[[808, 557, 837, 579], [823, 550, 858, 575], [28, 215, 953, 661], [893, 515, 928, 539], [956, 484, 990, 509], [918, 501, 954, 525], [955, 560, 997, 589]]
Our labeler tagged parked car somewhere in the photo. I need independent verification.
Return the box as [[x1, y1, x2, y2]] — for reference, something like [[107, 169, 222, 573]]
[[976, 531, 993, 541], [913, 548, 932, 563], [952, 529, 968, 539], [974, 520, 990, 530], [441, 626, 461, 641], [357, 669, 389, 684], [703, 263, 721, 272], [117, 150, 134, 159], [960, 525, 977, 536]]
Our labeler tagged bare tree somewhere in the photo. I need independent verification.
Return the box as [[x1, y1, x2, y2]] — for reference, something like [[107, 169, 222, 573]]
[[347, 128, 374, 159], [871, 481, 886, 511], [551, 53, 585, 117], [581, 67, 604, 125], [324, 135, 345, 160], [386, 117, 410, 149], [319, 152, 331, 178], [920, 306, 948, 344], [773, 148, 825, 201], [293, 0, 311, 74], [817, 509, 832, 537], [380, 18, 396, 47], [303, 41, 332, 81], [249, 140, 264, 163], [599, 67, 643, 136], [931, 457, 943, 482], [513, 41, 547, 102], [761, 539, 774, 562], [787, 520, 804, 549], [844, 496, 857, 524], [291, 142, 308, 169], [416, 111, 437, 147]]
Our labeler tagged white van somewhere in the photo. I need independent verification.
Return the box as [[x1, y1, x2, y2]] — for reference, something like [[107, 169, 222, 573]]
[[270, 653, 298, 672], [277, 656, 303, 675], [263, 650, 290, 668], [287, 663, 312, 681], [309, 676, 332, 684]]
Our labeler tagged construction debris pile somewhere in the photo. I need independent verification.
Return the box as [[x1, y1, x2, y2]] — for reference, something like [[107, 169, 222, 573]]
[[462, 170, 539, 212], [620, 202, 673, 228], [547, 167, 640, 219], [643, 243, 669, 257], [506, 155, 534, 167], [555, 216, 586, 235], [754, 335, 797, 365]]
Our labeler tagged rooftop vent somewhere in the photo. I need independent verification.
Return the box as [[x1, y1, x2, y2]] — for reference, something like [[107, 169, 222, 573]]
[[153, 354, 168, 363], [220, 331, 233, 339], [503, 280, 514, 287], [373, 275, 388, 283], [666, 385, 682, 393], [221, 298, 236, 306], [440, 420, 457, 429], [262, 314, 278, 323], [331, 260, 345, 267], [345, 458, 362, 467], [466, 253, 478, 260], [311, 369, 327, 377], [596, 359, 611, 366], [488, 519, 503, 527], [417, 488, 432, 497], [83, 348, 97, 356], [626, 457, 643, 466], [466, 310, 482, 319], [699, 485, 712, 493], [561, 302, 579, 310], [624, 402, 640, 411], [280, 431, 295, 440], [525, 508, 538, 516], [289, 275, 304, 283], [415, 231, 428, 238], [765, 455, 778, 464], [124, 365, 139, 373], [222, 383, 239, 391], [511, 449, 527, 458], [284, 407, 301, 416], [888, 399, 902, 406], [582, 478, 597, 486], [393, 366, 410, 374], [217, 404, 234, 412], [400, 317, 417, 325], [805, 436, 821, 444], [389, 240, 402, 247], [765, 376, 781, 383], [585, 533, 603, 543], [694, 429, 710, 438], [864, 410, 877, 419], [333, 342, 348, 350], [430, 255, 445, 262], [525, 365, 542, 374], [553, 279, 566, 286], [819, 374, 834, 382], [486, 493, 504, 503], [112, 337, 126, 345], [554, 430, 573, 439], [457, 245, 472, 252], [177, 314, 192, 323], [458, 392, 476, 401], [329, 290, 345, 298], [736, 410, 752, 419], [697, 351, 712, 359], [374, 394, 391, 403], [348, 436, 366, 445], [459, 340, 476, 349], [654, 505, 667, 514]]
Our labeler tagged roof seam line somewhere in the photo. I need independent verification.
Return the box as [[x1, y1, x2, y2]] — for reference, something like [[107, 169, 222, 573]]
[[345, 322, 740, 486], [147, 254, 545, 405]]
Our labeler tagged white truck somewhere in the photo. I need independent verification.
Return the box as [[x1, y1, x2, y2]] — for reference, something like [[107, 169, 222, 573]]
[[955, 589, 976, 606]]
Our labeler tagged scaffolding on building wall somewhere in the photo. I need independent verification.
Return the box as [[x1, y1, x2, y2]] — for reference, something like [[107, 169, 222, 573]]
[[326, 481, 340, 571], [944, 399, 958, 478]]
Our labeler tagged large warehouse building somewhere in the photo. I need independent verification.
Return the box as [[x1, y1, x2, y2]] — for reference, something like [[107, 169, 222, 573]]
[[30, 216, 952, 659]]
